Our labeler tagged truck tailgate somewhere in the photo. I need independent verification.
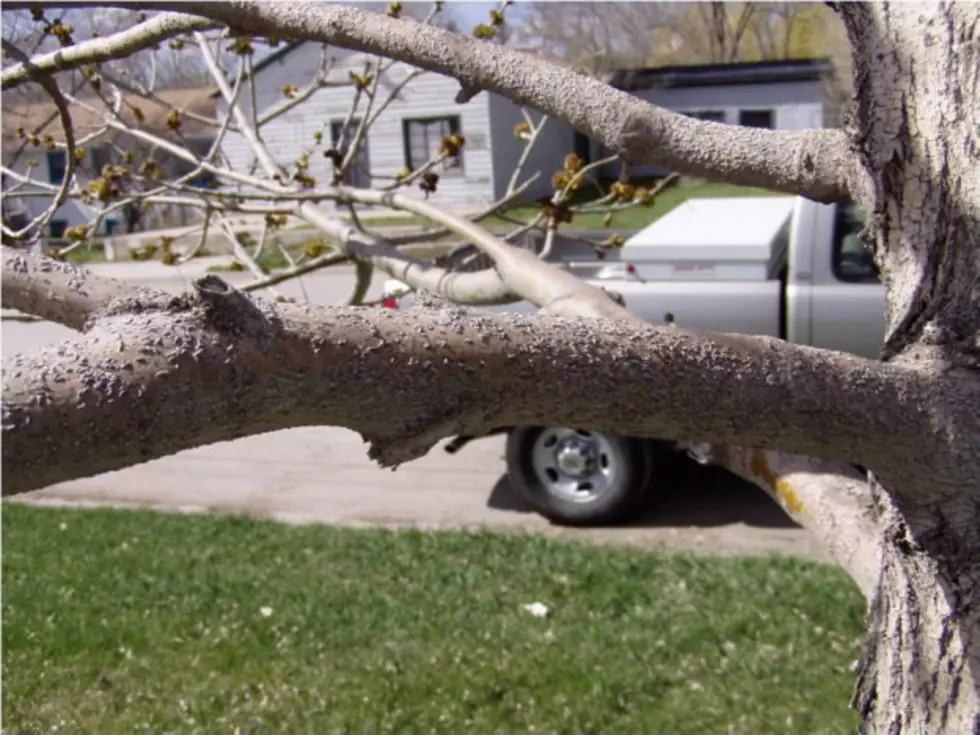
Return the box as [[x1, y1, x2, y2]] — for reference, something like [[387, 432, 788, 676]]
[[602, 278, 783, 336]]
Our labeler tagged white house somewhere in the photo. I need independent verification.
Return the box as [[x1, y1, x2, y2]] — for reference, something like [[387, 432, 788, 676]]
[[218, 45, 833, 209], [217, 41, 579, 209]]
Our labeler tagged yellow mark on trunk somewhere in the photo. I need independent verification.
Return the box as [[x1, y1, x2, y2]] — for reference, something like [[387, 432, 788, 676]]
[[750, 450, 804, 516], [774, 480, 805, 515]]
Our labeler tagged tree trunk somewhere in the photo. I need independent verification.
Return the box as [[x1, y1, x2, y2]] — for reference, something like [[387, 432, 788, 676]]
[[837, 4, 980, 731], [852, 485, 980, 733]]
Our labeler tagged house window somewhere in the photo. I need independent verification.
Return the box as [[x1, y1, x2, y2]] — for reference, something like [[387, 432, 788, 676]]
[[684, 110, 727, 123], [402, 116, 463, 173], [330, 119, 371, 189], [46, 150, 67, 185], [739, 109, 775, 129], [49, 219, 68, 239], [190, 171, 218, 190]]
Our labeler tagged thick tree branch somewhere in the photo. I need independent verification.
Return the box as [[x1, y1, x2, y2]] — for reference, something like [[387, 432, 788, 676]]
[[320, 187, 645, 325], [0, 247, 152, 330], [835, 3, 980, 364], [2, 247, 942, 499], [5, 3, 858, 202]]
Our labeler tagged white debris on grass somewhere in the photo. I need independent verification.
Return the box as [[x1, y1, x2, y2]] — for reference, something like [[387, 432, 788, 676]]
[[521, 602, 550, 618]]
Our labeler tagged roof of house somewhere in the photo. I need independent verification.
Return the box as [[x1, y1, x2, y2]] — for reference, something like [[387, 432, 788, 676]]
[[607, 58, 834, 91], [229, 40, 832, 94], [1, 86, 219, 145], [251, 40, 307, 76], [207, 41, 316, 97]]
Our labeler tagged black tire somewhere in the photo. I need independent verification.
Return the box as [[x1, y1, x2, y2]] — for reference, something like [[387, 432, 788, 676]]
[[506, 427, 654, 527]]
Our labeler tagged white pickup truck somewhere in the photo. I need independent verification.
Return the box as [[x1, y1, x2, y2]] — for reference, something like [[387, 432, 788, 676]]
[[382, 196, 886, 526]]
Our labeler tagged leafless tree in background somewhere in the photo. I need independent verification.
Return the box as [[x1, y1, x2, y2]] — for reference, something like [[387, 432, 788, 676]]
[[1, 2, 979, 732], [509, 2, 676, 72], [512, 1, 852, 122]]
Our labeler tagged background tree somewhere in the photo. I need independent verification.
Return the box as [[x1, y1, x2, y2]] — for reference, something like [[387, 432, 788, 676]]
[[508, 2, 676, 73], [514, 2, 853, 123], [1, 2, 978, 732]]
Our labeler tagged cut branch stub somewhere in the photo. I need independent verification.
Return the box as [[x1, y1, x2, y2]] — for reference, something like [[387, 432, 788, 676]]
[[193, 274, 279, 339]]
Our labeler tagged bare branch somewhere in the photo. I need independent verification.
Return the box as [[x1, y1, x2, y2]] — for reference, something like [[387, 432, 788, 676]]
[[301, 186, 636, 322], [1, 12, 215, 90], [386, 176, 540, 248], [1, 247, 146, 329], [1, 41, 77, 240]]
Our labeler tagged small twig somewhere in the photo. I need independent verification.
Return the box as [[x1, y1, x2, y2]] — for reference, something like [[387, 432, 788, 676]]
[[240, 250, 351, 292], [271, 237, 312, 303], [507, 114, 550, 195], [214, 213, 278, 289], [196, 32, 285, 180]]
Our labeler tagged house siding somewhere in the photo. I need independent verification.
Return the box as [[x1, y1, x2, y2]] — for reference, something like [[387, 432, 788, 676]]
[[597, 80, 826, 179], [487, 93, 573, 203], [220, 44, 498, 209], [220, 47, 829, 205]]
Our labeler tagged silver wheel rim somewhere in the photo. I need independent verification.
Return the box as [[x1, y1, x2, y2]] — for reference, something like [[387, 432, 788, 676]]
[[530, 428, 617, 503]]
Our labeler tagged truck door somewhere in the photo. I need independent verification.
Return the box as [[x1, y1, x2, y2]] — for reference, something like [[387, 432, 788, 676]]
[[807, 203, 887, 359]]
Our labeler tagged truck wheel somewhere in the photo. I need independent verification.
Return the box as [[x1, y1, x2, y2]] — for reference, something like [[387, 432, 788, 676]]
[[506, 427, 653, 527]]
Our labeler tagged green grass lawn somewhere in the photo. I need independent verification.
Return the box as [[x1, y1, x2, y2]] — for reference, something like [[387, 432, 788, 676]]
[[496, 180, 782, 231], [3, 504, 865, 734], [59, 244, 109, 265], [330, 180, 780, 232], [62, 181, 777, 271]]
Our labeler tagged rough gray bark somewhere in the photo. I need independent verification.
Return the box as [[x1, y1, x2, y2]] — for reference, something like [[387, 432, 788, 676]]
[[0, 247, 943, 497], [832, 4, 980, 731], [2, 2, 979, 732]]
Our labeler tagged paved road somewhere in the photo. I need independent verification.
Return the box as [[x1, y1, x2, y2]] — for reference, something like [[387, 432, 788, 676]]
[[3, 260, 827, 561]]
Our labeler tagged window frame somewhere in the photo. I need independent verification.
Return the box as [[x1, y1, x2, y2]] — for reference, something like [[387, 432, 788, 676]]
[[681, 109, 727, 123], [46, 149, 67, 185], [401, 115, 464, 175], [738, 108, 775, 129], [49, 218, 68, 239]]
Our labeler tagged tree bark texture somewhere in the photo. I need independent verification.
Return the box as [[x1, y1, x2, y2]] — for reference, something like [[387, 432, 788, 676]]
[[836, 4, 980, 731], [1, 249, 944, 497]]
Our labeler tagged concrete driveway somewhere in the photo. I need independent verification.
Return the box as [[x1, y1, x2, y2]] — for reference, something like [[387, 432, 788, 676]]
[[3, 259, 828, 562]]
